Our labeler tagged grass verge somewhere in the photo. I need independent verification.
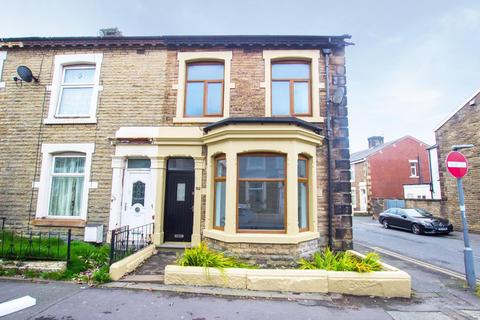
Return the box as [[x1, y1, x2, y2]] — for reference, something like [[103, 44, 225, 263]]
[[0, 240, 111, 285]]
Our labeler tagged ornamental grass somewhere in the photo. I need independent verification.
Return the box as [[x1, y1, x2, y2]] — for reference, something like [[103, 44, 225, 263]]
[[176, 242, 256, 269], [298, 247, 382, 273]]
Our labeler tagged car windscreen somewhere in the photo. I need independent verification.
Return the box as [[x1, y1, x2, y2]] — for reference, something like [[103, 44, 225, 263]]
[[404, 209, 433, 218]]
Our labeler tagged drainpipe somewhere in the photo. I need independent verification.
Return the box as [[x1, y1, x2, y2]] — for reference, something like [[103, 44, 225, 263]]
[[322, 48, 334, 249]]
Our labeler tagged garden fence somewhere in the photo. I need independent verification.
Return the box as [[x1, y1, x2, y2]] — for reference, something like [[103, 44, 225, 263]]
[[0, 228, 71, 262], [109, 223, 154, 265]]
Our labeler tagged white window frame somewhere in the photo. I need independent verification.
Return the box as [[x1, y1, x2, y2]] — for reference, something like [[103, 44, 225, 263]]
[[174, 51, 234, 123], [49, 154, 86, 217], [55, 65, 97, 118], [351, 187, 357, 208], [45, 54, 103, 124], [35, 143, 95, 220], [0, 51, 7, 89], [409, 160, 418, 178], [262, 50, 322, 122]]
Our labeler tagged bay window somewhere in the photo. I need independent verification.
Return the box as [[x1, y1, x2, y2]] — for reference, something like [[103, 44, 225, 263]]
[[49, 155, 86, 216], [298, 156, 309, 231], [237, 154, 286, 232], [213, 155, 226, 229]]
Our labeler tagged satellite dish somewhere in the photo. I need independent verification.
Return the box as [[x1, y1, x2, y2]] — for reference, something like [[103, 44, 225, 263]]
[[332, 87, 345, 104], [16, 66, 38, 83]]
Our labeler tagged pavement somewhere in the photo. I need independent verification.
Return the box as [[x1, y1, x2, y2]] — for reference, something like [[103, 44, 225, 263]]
[[0, 217, 479, 319]]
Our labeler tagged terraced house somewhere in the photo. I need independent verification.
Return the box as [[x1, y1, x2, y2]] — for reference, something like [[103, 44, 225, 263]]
[[0, 34, 352, 264]]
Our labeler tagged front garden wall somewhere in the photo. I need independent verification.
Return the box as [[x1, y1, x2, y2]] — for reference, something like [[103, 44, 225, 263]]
[[163, 250, 412, 298]]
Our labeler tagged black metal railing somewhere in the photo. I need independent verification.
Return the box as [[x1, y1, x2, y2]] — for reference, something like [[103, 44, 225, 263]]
[[109, 223, 154, 265], [0, 229, 71, 262], [1, 217, 6, 230]]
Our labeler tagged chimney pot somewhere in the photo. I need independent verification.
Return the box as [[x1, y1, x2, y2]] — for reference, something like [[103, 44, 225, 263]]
[[368, 136, 384, 148]]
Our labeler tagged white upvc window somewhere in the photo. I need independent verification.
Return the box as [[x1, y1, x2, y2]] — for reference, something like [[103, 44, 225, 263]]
[[409, 160, 418, 178], [45, 54, 103, 124], [49, 155, 86, 216], [0, 51, 7, 88], [36, 143, 95, 220], [56, 66, 96, 117]]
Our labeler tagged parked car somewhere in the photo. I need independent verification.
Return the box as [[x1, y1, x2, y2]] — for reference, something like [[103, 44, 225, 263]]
[[378, 208, 453, 235]]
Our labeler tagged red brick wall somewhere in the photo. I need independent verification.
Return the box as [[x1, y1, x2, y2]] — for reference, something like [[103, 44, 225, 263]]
[[368, 137, 431, 199]]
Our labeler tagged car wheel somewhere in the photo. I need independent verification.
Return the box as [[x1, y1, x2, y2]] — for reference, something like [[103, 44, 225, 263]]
[[411, 223, 422, 235], [382, 220, 389, 229]]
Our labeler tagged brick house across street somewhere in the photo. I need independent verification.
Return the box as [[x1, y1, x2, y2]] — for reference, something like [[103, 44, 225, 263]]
[[0, 34, 353, 265], [434, 88, 480, 233], [350, 135, 432, 215]]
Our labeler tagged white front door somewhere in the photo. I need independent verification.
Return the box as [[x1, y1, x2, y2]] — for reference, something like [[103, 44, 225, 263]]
[[359, 187, 367, 212], [121, 162, 154, 229]]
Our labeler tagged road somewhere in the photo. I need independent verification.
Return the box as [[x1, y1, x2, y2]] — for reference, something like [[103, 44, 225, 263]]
[[353, 216, 480, 277]]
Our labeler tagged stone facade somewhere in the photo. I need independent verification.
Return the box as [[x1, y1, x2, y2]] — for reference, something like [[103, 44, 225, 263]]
[[435, 90, 480, 232], [0, 35, 353, 262], [205, 237, 319, 268]]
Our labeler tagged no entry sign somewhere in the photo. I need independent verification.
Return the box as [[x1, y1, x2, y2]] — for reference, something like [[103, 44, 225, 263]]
[[446, 151, 468, 178]]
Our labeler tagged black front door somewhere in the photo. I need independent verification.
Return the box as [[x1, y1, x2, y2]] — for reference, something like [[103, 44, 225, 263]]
[[164, 170, 194, 242]]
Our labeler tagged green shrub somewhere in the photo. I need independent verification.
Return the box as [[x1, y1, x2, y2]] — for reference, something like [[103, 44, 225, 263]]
[[476, 286, 480, 297], [298, 248, 382, 273], [177, 242, 255, 269]]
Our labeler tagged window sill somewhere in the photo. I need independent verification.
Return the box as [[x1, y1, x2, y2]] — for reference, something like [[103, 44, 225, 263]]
[[32, 218, 86, 228], [203, 229, 319, 244], [44, 117, 97, 125], [173, 117, 225, 124]]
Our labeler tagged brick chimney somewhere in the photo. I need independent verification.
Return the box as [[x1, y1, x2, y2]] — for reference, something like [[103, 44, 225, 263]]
[[368, 136, 384, 148]]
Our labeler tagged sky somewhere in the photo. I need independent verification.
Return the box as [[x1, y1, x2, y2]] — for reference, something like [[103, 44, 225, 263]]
[[1, 0, 478, 152]]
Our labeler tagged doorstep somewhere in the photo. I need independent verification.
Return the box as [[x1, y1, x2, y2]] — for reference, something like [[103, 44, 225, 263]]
[[159, 242, 191, 249]]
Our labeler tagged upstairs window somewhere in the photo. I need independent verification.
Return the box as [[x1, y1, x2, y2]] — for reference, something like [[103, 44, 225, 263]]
[[185, 63, 224, 117], [45, 53, 103, 124], [271, 61, 311, 116], [57, 66, 96, 116], [409, 160, 418, 177]]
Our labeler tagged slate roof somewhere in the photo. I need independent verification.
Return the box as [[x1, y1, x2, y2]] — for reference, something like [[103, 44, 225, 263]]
[[350, 135, 430, 163], [203, 117, 322, 134], [0, 35, 353, 49]]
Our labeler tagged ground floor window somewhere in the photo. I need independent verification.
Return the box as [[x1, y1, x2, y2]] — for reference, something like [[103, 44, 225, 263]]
[[237, 154, 285, 232], [298, 156, 309, 231], [49, 155, 86, 217], [214, 155, 226, 229]]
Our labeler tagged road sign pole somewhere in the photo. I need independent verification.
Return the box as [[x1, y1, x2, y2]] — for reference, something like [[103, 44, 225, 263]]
[[456, 177, 477, 289]]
